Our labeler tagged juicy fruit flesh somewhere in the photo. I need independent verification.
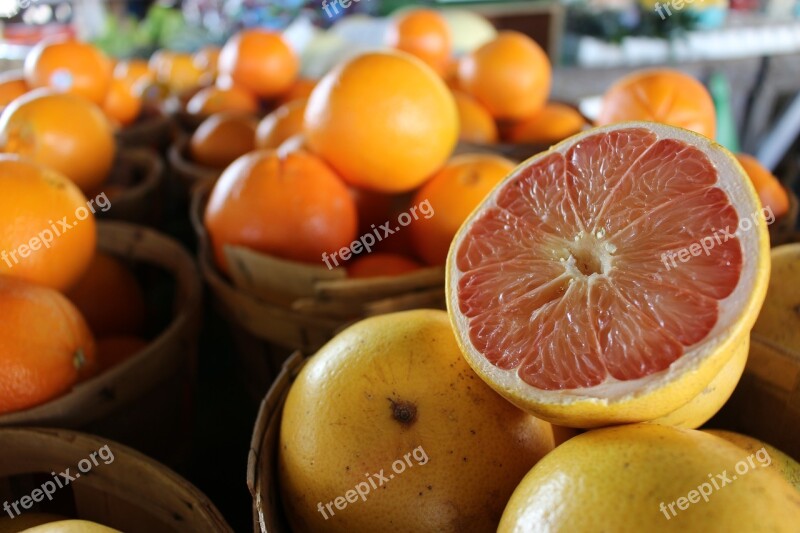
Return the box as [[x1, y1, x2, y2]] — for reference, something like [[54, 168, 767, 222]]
[[455, 127, 743, 390]]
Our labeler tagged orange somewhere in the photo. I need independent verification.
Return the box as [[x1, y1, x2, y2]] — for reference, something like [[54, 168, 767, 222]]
[[218, 29, 298, 99], [279, 310, 554, 532], [0, 155, 96, 291], [66, 252, 146, 338], [113, 59, 153, 90], [735, 153, 789, 218], [446, 122, 770, 427], [24, 38, 112, 105], [193, 45, 221, 78], [96, 336, 148, 373], [596, 68, 717, 139], [453, 90, 498, 144], [386, 8, 452, 75], [189, 112, 258, 169], [347, 253, 422, 278], [505, 102, 588, 145], [185, 83, 260, 116], [153, 52, 208, 94], [102, 78, 142, 126], [0, 89, 115, 192], [0, 276, 96, 415], [278, 77, 317, 104], [204, 149, 357, 270], [410, 153, 515, 266], [458, 31, 551, 120], [255, 98, 306, 149], [304, 51, 458, 193], [0, 70, 28, 109]]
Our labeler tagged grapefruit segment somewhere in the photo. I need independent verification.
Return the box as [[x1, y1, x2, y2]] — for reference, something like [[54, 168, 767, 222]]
[[447, 122, 770, 427]]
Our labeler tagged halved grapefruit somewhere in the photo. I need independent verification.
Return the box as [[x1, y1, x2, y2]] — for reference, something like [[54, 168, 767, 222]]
[[446, 122, 770, 428]]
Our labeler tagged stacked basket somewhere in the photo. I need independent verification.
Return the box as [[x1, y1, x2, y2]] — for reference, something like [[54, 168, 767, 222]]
[[190, 181, 446, 400]]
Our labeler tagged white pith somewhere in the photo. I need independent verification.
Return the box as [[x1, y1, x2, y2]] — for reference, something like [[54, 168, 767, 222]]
[[448, 121, 768, 404]]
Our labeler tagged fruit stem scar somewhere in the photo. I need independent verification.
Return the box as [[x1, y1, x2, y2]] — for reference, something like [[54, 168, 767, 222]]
[[388, 398, 417, 425], [73, 348, 85, 370]]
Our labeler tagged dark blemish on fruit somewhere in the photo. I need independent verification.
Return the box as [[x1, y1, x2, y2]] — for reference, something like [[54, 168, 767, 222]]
[[388, 398, 417, 426]]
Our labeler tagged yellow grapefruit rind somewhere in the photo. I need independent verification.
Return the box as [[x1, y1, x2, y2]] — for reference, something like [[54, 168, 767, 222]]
[[446, 121, 770, 428]]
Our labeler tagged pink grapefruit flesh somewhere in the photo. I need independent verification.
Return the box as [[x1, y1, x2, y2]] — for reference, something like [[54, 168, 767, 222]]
[[454, 126, 744, 391]]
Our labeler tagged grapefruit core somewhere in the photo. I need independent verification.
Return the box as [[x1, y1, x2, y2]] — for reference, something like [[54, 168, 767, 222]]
[[446, 122, 770, 427]]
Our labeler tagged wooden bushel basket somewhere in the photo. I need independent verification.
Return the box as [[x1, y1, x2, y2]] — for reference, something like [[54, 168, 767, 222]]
[[190, 181, 445, 399], [114, 109, 176, 152], [95, 148, 164, 226], [247, 351, 304, 533], [167, 135, 222, 195], [0, 427, 232, 532], [0, 222, 202, 466]]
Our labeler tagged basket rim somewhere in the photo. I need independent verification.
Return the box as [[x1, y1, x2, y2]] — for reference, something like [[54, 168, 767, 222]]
[[112, 146, 164, 203], [168, 134, 222, 184], [247, 350, 306, 533], [0, 426, 233, 532]]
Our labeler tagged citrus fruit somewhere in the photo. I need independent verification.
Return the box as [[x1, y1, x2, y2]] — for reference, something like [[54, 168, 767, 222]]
[[0, 276, 96, 415], [278, 77, 317, 104], [597, 68, 717, 139], [102, 78, 142, 126], [735, 153, 789, 218], [0, 156, 96, 291], [24, 38, 112, 105], [66, 252, 146, 338], [505, 102, 588, 145], [0, 89, 115, 192], [0, 70, 28, 109], [453, 90, 498, 144], [279, 310, 554, 532], [446, 122, 770, 427], [704, 429, 800, 490], [194, 45, 221, 78], [457, 31, 551, 121], [113, 59, 153, 89], [410, 153, 515, 266], [347, 253, 422, 278], [96, 336, 148, 373], [154, 52, 207, 94], [204, 149, 357, 271], [499, 424, 800, 532], [0, 513, 66, 532], [255, 98, 306, 149], [304, 51, 458, 193], [752, 243, 800, 354], [20, 520, 121, 533], [440, 9, 497, 55], [186, 83, 260, 116], [386, 8, 452, 75], [189, 112, 258, 169], [218, 29, 298, 99]]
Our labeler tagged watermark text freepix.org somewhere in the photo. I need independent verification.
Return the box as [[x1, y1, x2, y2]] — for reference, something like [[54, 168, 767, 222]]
[[3, 444, 115, 519], [321, 199, 434, 269], [659, 447, 771, 520], [0, 191, 111, 269], [321, 0, 371, 19], [660, 205, 773, 271], [317, 445, 429, 520], [654, 0, 709, 20]]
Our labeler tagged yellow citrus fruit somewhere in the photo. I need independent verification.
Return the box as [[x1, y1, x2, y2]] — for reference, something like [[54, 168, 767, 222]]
[[279, 309, 554, 532], [0, 514, 66, 532], [304, 51, 458, 193], [19, 520, 121, 533], [499, 424, 800, 532], [752, 243, 800, 353], [447, 122, 770, 427], [704, 429, 800, 490]]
